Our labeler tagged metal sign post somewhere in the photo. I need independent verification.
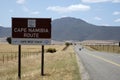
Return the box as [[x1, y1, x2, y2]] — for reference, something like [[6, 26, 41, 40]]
[[41, 45, 44, 76], [18, 45, 21, 79]]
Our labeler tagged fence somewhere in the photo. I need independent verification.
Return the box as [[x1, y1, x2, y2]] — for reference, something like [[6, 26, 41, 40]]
[[0, 43, 41, 64], [0, 52, 40, 64], [87, 45, 120, 53]]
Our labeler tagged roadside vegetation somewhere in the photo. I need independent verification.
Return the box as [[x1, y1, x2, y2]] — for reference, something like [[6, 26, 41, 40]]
[[46, 48, 56, 53], [62, 42, 72, 51], [0, 43, 81, 80]]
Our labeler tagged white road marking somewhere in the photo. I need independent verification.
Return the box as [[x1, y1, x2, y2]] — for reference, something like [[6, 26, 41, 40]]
[[84, 51, 120, 68]]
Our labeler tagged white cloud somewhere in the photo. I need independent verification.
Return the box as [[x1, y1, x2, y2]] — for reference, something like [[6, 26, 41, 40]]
[[16, 0, 26, 4], [47, 4, 90, 13], [31, 11, 40, 15], [113, 0, 120, 3], [81, 0, 120, 3], [22, 6, 40, 15], [113, 11, 120, 15], [115, 19, 120, 22], [102, 24, 110, 26], [82, 0, 109, 3], [61, 15, 68, 18], [94, 16, 102, 20], [0, 24, 3, 26]]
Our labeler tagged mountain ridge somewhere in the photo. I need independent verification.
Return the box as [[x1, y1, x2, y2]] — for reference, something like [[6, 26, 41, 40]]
[[0, 26, 11, 38], [52, 17, 120, 41], [0, 17, 120, 41]]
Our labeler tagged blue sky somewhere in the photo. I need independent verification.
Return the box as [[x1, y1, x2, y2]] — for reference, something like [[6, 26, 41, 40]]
[[0, 0, 120, 27]]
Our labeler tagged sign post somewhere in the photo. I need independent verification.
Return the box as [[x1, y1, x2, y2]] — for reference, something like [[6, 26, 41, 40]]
[[11, 18, 51, 78], [41, 45, 44, 75], [18, 45, 21, 79]]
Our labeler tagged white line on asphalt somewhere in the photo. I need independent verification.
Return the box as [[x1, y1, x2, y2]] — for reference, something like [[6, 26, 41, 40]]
[[84, 51, 120, 68]]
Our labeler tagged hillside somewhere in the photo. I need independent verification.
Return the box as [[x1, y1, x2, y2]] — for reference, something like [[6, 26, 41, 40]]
[[0, 17, 120, 41], [0, 26, 11, 37], [52, 17, 120, 41]]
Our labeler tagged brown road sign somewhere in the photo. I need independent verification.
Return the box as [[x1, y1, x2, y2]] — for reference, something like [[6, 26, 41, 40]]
[[12, 18, 51, 45]]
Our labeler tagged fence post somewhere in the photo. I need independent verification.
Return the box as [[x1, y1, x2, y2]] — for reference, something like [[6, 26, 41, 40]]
[[7, 55, 9, 62], [15, 54, 17, 60], [11, 55, 13, 60], [3, 55, 4, 64]]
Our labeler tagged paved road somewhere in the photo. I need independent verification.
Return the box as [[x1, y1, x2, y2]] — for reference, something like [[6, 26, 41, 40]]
[[74, 45, 120, 80]]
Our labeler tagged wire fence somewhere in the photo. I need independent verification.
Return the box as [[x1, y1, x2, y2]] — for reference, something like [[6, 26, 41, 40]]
[[0, 43, 41, 64], [0, 52, 40, 64], [87, 45, 120, 53]]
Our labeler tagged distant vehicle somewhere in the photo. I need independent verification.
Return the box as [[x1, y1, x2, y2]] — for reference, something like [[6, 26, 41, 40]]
[[79, 48, 81, 51]]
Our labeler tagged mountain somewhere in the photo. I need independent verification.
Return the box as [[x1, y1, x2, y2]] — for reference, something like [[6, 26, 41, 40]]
[[52, 17, 120, 41], [0, 26, 11, 37], [0, 17, 120, 41], [85, 26, 120, 40]]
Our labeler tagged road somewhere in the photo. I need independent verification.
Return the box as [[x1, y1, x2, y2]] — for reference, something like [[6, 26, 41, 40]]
[[74, 45, 120, 80]]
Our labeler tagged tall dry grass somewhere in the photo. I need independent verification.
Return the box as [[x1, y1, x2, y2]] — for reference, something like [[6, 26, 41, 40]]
[[0, 43, 81, 80], [87, 45, 120, 53]]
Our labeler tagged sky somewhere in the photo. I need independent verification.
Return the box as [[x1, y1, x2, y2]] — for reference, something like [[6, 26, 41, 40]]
[[0, 0, 120, 27]]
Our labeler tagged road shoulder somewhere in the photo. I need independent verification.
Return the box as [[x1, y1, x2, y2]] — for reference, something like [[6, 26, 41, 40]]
[[75, 50, 90, 80]]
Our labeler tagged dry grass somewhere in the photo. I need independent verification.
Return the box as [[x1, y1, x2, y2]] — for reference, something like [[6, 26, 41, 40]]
[[0, 43, 81, 80], [86, 45, 120, 53], [0, 43, 40, 56]]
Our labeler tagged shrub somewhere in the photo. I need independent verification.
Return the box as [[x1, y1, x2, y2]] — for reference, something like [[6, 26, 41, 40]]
[[46, 48, 56, 53], [6, 37, 11, 44], [65, 42, 72, 46]]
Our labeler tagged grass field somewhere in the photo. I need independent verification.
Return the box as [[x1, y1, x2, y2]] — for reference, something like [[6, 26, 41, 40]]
[[86, 45, 120, 53], [0, 43, 81, 80]]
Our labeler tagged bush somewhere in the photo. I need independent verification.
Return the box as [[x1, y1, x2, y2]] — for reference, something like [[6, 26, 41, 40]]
[[46, 48, 56, 53], [65, 42, 72, 46], [6, 37, 11, 44]]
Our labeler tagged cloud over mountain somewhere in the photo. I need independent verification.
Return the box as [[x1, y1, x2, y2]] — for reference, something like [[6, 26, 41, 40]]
[[47, 4, 90, 13]]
